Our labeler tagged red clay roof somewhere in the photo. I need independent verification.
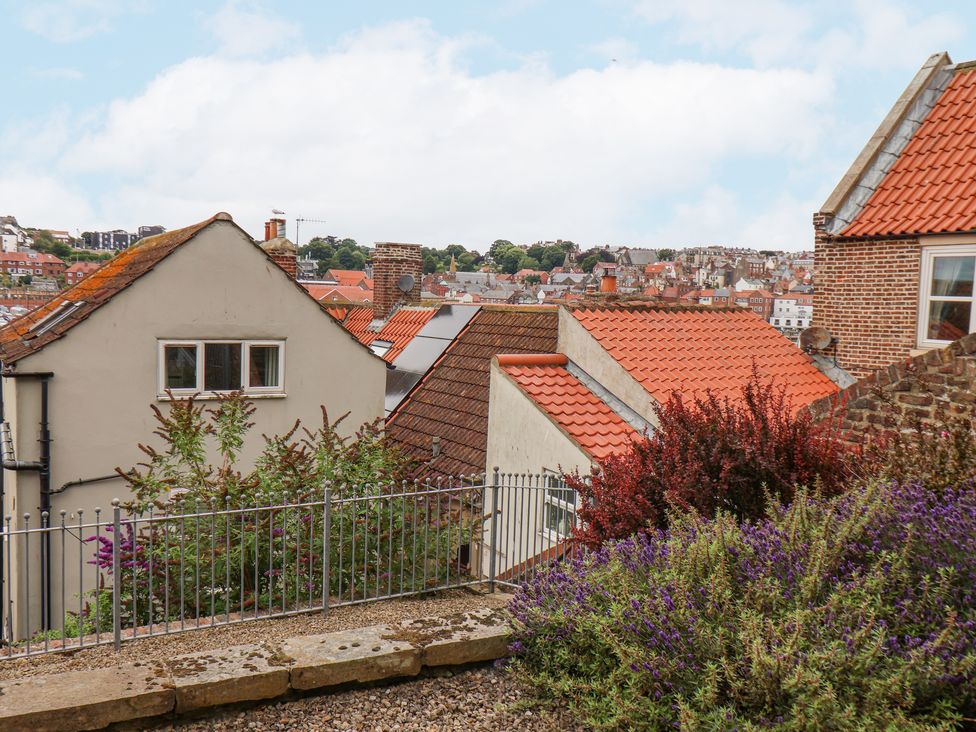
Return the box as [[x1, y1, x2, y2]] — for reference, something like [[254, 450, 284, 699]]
[[387, 307, 558, 479], [499, 354, 640, 460], [0, 215, 221, 364], [325, 269, 372, 288], [338, 306, 438, 363], [303, 284, 373, 304], [844, 68, 976, 237], [569, 303, 837, 411]]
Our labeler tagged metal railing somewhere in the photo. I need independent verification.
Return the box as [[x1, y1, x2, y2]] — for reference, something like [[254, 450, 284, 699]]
[[1, 471, 579, 659]]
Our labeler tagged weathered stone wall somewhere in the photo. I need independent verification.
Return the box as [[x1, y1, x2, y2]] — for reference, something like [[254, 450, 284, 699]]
[[805, 332, 976, 440]]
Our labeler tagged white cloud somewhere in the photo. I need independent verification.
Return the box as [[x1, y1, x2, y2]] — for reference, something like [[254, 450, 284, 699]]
[[587, 38, 641, 64], [203, 0, 302, 58], [633, 0, 961, 70], [20, 0, 147, 43], [6, 20, 834, 247], [0, 171, 95, 231]]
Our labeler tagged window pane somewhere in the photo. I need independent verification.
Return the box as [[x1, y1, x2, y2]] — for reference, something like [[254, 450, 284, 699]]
[[928, 300, 972, 341], [204, 343, 242, 391], [544, 503, 573, 536], [931, 256, 975, 296], [248, 345, 280, 388], [165, 346, 197, 389]]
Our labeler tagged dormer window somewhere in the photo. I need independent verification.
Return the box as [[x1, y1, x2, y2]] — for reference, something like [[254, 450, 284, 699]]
[[159, 340, 284, 397]]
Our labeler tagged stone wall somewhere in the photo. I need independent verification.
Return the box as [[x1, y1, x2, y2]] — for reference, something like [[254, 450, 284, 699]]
[[805, 332, 976, 439], [813, 217, 921, 378]]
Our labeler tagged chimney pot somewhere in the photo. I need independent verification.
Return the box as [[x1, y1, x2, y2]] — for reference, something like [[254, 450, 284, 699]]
[[600, 273, 617, 293]]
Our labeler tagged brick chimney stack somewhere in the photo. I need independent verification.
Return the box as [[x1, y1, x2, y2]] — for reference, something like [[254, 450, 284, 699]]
[[372, 242, 422, 320], [260, 218, 297, 279]]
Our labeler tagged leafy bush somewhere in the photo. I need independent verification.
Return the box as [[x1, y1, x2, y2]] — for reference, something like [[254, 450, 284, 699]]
[[509, 481, 976, 730], [83, 393, 474, 630], [566, 371, 851, 547]]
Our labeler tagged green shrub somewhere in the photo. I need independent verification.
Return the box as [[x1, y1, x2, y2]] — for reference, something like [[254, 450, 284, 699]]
[[509, 482, 976, 730]]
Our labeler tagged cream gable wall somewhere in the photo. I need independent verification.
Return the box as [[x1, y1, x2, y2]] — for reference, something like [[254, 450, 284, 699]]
[[5, 220, 386, 521]]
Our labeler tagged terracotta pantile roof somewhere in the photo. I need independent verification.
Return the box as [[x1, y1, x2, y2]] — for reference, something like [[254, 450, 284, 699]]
[[325, 269, 372, 288], [312, 285, 373, 304], [569, 303, 837, 411], [386, 307, 558, 479], [337, 306, 438, 363], [844, 68, 976, 237], [497, 353, 639, 460], [65, 261, 102, 275], [0, 215, 221, 364]]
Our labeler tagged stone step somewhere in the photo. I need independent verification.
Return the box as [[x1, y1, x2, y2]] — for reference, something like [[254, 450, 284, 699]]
[[0, 607, 512, 731]]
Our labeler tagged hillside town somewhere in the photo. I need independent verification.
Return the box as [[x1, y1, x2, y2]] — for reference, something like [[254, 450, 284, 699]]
[[0, 212, 818, 342]]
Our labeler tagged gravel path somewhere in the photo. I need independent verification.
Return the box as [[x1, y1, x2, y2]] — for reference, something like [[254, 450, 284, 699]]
[[0, 588, 510, 681], [146, 665, 585, 732]]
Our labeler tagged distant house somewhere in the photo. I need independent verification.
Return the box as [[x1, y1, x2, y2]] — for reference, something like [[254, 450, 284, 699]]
[[63, 261, 102, 286], [0, 251, 66, 280], [814, 52, 976, 375]]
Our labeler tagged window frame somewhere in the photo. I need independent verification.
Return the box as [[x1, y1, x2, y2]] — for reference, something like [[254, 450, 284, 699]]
[[918, 245, 976, 349], [158, 339, 285, 398], [540, 472, 577, 541]]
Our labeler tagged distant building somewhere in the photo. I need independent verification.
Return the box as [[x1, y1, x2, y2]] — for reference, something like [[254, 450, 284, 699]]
[[64, 261, 102, 286], [90, 230, 138, 250], [0, 217, 32, 253], [0, 251, 66, 280]]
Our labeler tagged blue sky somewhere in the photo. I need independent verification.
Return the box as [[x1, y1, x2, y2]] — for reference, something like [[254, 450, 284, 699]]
[[1, 0, 974, 251]]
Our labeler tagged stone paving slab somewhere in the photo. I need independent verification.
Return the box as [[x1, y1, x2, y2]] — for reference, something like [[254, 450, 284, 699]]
[[0, 608, 512, 730], [283, 625, 422, 690], [163, 643, 291, 713], [0, 661, 173, 731], [394, 608, 511, 667]]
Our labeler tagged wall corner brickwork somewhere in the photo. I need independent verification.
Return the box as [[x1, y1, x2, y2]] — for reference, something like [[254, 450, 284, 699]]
[[813, 231, 921, 378]]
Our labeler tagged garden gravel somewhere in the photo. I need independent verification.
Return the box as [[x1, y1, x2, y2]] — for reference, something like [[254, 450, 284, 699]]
[[0, 588, 510, 682], [146, 665, 585, 731]]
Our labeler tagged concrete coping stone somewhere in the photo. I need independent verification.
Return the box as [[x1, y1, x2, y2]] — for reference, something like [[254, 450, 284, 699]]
[[0, 607, 512, 731]]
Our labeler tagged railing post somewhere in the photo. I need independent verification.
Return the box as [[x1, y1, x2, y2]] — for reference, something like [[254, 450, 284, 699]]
[[488, 467, 500, 593], [322, 482, 332, 616], [111, 499, 121, 652]]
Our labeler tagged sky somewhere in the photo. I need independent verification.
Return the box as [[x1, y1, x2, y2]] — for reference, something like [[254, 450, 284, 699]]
[[0, 1, 974, 252]]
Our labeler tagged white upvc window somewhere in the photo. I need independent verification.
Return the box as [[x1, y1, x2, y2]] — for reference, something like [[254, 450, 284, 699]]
[[918, 245, 976, 348], [158, 340, 285, 397], [541, 473, 577, 540]]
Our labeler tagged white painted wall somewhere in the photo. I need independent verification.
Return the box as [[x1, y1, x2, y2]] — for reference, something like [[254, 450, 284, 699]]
[[2, 219, 386, 638]]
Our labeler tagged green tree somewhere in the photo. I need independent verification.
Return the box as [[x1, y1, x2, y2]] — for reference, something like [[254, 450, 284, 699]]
[[524, 274, 542, 285], [518, 255, 540, 271], [540, 245, 567, 271], [580, 255, 598, 273], [500, 248, 523, 274], [657, 248, 676, 261], [489, 239, 514, 262]]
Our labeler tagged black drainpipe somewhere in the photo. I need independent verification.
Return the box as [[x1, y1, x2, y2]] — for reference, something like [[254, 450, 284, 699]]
[[0, 370, 54, 631]]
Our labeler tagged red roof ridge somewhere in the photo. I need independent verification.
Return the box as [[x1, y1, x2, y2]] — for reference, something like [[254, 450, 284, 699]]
[[496, 353, 568, 367]]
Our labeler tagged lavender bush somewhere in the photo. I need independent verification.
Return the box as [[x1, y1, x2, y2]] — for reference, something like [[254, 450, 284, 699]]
[[509, 481, 976, 730]]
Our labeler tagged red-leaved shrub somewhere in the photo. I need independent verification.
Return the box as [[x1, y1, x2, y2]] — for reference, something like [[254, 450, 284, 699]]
[[566, 371, 851, 548]]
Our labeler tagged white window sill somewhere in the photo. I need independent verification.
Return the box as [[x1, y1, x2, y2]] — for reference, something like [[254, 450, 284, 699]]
[[157, 392, 286, 402]]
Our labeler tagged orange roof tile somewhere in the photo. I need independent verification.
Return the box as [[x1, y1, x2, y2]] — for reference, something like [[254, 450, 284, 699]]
[[336, 305, 438, 363], [844, 68, 976, 237], [325, 269, 372, 288], [306, 285, 373, 304], [569, 304, 837, 411], [0, 215, 222, 364], [499, 354, 640, 460]]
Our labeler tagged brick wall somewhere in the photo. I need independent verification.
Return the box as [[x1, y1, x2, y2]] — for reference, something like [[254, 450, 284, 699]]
[[372, 242, 422, 319], [813, 217, 920, 378], [805, 332, 976, 441]]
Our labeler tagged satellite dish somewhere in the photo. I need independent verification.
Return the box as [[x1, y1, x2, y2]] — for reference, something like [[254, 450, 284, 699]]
[[799, 325, 832, 351], [397, 274, 415, 293]]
